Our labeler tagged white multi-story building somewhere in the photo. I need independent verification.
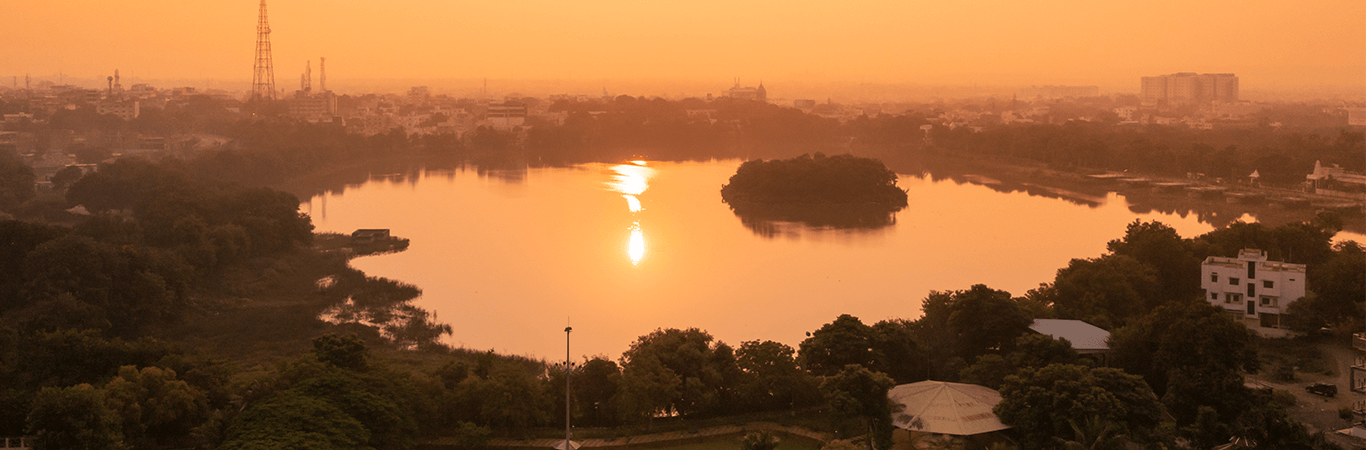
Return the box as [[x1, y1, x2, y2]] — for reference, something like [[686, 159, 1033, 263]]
[[1200, 248, 1305, 329]]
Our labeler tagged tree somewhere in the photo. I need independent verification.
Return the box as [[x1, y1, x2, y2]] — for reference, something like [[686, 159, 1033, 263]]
[[219, 390, 371, 450], [103, 366, 207, 448], [1106, 220, 1199, 301], [912, 285, 1034, 365], [289, 371, 419, 450], [447, 361, 549, 430], [1044, 254, 1161, 328], [313, 334, 369, 371], [869, 319, 926, 383], [821, 365, 897, 450], [1108, 301, 1257, 423], [50, 165, 85, 192], [0, 154, 36, 212], [26, 384, 125, 450], [615, 352, 680, 426], [1293, 241, 1366, 333], [960, 333, 1079, 390], [1056, 416, 1128, 450], [618, 328, 740, 417], [800, 315, 876, 376], [0, 220, 66, 311], [572, 357, 621, 427], [736, 340, 821, 411], [994, 364, 1161, 450]]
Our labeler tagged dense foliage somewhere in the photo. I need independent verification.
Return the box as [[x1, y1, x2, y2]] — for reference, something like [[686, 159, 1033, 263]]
[[720, 153, 908, 208]]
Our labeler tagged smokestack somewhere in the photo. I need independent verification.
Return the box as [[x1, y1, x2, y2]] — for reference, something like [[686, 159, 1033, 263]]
[[303, 60, 312, 92], [320, 57, 326, 92]]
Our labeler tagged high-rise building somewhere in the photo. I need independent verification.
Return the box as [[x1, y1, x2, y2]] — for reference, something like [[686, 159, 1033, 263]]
[[1140, 73, 1238, 106]]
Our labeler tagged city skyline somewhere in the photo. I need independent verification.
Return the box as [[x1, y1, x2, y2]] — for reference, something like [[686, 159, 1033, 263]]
[[3, 0, 1363, 96]]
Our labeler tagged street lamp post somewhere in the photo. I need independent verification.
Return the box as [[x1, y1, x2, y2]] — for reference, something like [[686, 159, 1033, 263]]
[[564, 326, 573, 450]]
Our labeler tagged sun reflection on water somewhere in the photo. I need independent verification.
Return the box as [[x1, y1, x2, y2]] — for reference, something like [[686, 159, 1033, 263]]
[[607, 161, 655, 264], [607, 162, 655, 196], [628, 222, 645, 265]]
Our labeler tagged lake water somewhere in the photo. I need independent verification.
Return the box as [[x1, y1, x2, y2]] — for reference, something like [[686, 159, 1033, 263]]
[[303, 159, 1363, 360]]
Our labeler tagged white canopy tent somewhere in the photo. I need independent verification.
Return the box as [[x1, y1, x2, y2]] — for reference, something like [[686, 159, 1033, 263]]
[[887, 381, 1011, 436]]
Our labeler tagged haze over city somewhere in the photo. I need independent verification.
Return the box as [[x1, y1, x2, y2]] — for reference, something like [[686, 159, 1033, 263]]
[[6, 0, 1364, 99], [4, 0, 1366, 448]]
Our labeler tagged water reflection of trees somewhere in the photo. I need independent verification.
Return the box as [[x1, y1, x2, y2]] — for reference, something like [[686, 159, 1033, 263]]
[[730, 202, 900, 239]]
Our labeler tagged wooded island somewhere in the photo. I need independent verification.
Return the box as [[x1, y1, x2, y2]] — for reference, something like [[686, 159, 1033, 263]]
[[720, 154, 909, 210]]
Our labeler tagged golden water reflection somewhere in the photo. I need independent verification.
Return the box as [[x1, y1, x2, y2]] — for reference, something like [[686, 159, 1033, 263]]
[[628, 222, 645, 265], [607, 162, 655, 196], [608, 162, 655, 264]]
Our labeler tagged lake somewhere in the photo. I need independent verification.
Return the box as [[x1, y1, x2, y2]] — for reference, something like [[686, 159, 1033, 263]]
[[302, 159, 1363, 360]]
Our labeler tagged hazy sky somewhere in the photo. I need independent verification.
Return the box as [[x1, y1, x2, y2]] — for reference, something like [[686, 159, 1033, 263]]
[[5, 0, 1363, 92]]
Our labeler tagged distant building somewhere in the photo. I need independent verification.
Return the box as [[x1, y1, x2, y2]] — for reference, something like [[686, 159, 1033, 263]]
[[1140, 73, 1238, 106], [1347, 107, 1366, 127], [1018, 85, 1099, 99], [1306, 160, 1366, 200], [288, 91, 338, 123], [96, 100, 140, 121], [725, 79, 766, 102], [794, 99, 817, 108], [128, 83, 157, 99], [486, 101, 527, 129], [1200, 248, 1305, 330]]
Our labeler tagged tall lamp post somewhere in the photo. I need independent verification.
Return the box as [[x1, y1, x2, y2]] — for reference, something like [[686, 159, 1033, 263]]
[[563, 326, 574, 450]]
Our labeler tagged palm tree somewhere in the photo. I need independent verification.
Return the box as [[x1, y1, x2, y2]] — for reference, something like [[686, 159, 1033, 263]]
[[1054, 416, 1128, 450]]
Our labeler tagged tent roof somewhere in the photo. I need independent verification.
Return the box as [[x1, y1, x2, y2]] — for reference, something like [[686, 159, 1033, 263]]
[[887, 381, 1011, 436], [1029, 319, 1110, 351]]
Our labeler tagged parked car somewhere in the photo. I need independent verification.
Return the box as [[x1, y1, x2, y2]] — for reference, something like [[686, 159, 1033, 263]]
[[1307, 382, 1337, 397]]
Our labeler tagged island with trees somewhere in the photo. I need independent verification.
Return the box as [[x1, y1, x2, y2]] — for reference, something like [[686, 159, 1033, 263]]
[[720, 154, 909, 232]]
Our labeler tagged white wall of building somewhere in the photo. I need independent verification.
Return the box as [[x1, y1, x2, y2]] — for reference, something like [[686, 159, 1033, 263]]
[[1200, 249, 1306, 328]]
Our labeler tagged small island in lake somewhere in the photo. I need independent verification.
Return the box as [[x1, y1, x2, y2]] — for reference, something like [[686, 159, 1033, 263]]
[[721, 153, 909, 209]]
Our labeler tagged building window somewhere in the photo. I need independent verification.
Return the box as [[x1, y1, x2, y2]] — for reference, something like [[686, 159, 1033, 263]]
[[1225, 293, 1242, 304], [1211, 272, 1219, 282], [1229, 277, 1239, 286], [1263, 280, 1274, 289], [1211, 292, 1219, 300], [1247, 261, 1256, 279], [1260, 296, 1278, 307], [1247, 283, 1255, 297]]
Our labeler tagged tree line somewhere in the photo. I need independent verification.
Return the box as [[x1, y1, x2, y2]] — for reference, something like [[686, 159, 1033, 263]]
[[8, 94, 1359, 195]]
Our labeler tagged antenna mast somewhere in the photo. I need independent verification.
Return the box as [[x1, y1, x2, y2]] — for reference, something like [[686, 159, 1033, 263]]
[[251, 0, 276, 100]]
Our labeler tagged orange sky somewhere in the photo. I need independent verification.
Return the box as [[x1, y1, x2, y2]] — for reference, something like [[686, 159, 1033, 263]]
[[5, 0, 1363, 94]]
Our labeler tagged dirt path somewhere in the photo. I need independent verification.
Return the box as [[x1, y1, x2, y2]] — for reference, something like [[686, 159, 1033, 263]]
[[425, 422, 831, 449], [1248, 338, 1366, 448]]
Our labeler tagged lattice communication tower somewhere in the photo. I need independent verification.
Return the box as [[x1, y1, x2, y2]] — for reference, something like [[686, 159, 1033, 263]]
[[251, 0, 276, 100]]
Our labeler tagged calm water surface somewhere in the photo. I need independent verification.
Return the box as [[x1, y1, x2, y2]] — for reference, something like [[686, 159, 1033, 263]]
[[304, 160, 1362, 360]]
